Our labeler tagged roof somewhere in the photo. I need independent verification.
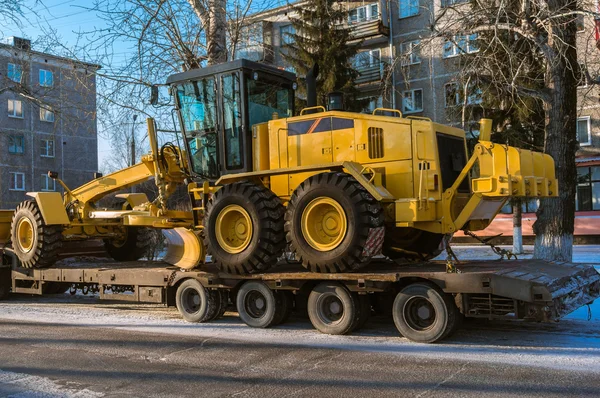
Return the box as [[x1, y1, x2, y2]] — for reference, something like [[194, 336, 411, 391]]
[[576, 156, 600, 164], [0, 43, 101, 70], [165, 59, 296, 85]]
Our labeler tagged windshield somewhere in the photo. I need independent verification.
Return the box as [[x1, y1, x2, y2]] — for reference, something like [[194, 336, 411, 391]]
[[247, 78, 294, 126], [176, 79, 219, 178]]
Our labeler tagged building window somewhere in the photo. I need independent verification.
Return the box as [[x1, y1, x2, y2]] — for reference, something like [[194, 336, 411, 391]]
[[280, 24, 295, 45], [41, 139, 55, 157], [8, 135, 25, 154], [400, 40, 421, 66], [361, 96, 384, 113], [402, 89, 423, 113], [443, 34, 479, 58], [577, 117, 591, 146], [353, 49, 381, 69], [8, 99, 23, 118], [40, 107, 55, 122], [576, 166, 600, 211], [466, 82, 482, 105], [349, 3, 379, 24], [39, 69, 54, 87], [399, 0, 419, 18], [7, 63, 23, 83], [442, 0, 469, 6], [9, 172, 25, 191], [41, 174, 56, 191], [445, 83, 460, 107]]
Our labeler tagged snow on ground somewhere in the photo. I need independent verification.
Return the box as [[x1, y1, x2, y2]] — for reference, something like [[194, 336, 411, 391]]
[[0, 369, 104, 397], [0, 245, 599, 374]]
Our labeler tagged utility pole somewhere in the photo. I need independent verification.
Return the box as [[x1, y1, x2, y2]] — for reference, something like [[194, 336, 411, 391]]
[[131, 114, 138, 193]]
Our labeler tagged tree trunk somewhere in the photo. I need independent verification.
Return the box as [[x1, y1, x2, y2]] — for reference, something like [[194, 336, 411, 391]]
[[533, 3, 578, 261], [512, 199, 523, 255], [207, 0, 227, 66]]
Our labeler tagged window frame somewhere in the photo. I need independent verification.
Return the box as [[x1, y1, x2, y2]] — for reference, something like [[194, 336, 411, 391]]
[[41, 174, 56, 191], [444, 82, 460, 107], [402, 88, 424, 114], [400, 40, 421, 66], [399, 0, 419, 19], [40, 106, 55, 123], [9, 172, 25, 191], [280, 24, 296, 46], [442, 34, 479, 58], [8, 135, 25, 155], [348, 3, 379, 24], [40, 139, 55, 158], [39, 69, 54, 87], [442, 0, 469, 7], [576, 165, 600, 211], [8, 99, 23, 118], [577, 116, 592, 146], [7, 63, 23, 83]]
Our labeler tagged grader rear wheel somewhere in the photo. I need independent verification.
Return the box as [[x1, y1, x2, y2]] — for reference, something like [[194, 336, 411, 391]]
[[285, 172, 384, 273], [205, 182, 285, 275], [104, 227, 153, 262], [11, 200, 63, 268]]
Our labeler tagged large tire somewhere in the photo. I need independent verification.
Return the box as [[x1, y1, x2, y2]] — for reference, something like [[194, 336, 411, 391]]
[[236, 281, 285, 328], [205, 182, 285, 275], [11, 200, 63, 268], [307, 282, 361, 335], [285, 172, 384, 273], [104, 227, 152, 262], [383, 228, 447, 262], [392, 282, 457, 343], [175, 279, 219, 323]]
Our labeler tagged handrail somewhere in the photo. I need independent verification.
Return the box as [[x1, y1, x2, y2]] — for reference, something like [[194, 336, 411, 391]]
[[372, 108, 401, 117], [300, 106, 326, 115]]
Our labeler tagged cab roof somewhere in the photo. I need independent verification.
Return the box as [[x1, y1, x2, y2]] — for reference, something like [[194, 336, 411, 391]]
[[165, 59, 296, 85]]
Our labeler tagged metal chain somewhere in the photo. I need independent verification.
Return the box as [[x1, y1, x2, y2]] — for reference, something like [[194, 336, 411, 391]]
[[463, 230, 518, 260]]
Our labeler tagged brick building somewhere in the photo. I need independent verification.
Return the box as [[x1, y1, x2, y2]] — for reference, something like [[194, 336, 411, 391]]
[[0, 37, 100, 209]]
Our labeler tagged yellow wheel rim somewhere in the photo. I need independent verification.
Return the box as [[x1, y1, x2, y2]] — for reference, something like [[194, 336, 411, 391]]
[[215, 204, 253, 254], [16, 217, 35, 253], [301, 197, 347, 251]]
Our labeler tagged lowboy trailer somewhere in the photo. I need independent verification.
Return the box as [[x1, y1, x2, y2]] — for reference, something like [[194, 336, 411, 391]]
[[1, 249, 598, 343]]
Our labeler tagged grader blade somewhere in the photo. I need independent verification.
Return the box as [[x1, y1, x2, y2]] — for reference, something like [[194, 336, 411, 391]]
[[162, 228, 204, 270]]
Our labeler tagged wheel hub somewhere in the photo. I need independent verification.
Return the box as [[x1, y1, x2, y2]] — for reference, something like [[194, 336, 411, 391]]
[[16, 217, 34, 253], [301, 197, 347, 251], [404, 297, 436, 331], [215, 205, 253, 254], [317, 293, 344, 324], [245, 291, 267, 318]]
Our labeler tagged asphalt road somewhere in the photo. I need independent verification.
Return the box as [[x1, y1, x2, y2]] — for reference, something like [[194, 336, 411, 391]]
[[0, 310, 599, 398]]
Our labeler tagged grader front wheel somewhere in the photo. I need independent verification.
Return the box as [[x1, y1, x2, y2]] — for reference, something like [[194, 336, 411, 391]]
[[10, 200, 63, 268]]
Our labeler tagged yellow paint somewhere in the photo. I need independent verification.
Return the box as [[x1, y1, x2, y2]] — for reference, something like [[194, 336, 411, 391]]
[[162, 228, 204, 270], [215, 204, 253, 254], [16, 217, 34, 253], [252, 123, 270, 171], [115, 193, 149, 209], [301, 197, 347, 251], [27, 192, 70, 225], [0, 210, 12, 245]]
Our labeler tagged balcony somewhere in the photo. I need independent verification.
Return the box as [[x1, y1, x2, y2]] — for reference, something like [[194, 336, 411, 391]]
[[349, 19, 389, 43], [355, 60, 389, 86]]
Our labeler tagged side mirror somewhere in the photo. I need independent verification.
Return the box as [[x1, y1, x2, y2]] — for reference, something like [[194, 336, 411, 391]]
[[150, 85, 159, 105]]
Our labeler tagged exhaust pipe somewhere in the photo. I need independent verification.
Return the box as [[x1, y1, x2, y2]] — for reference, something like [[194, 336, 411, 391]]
[[306, 63, 319, 108]]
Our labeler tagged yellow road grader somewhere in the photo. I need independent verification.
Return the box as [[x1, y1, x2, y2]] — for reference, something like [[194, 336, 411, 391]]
[[0, 59, 558, 275]]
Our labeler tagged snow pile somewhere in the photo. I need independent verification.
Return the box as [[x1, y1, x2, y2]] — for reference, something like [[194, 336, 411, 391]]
[[0, 369, 103, 397]]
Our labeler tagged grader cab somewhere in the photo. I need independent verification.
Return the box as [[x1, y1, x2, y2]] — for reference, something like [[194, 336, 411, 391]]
[[1, 59, 558, 274]]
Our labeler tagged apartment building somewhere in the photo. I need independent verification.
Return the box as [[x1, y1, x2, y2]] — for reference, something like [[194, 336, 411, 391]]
[[241, 0, 600, 215], [0, 37, 100, 209]]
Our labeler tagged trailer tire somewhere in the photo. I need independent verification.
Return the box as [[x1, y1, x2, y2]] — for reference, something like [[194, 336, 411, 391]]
[[104, 227, 152, 262], [176, 279, 218, 323], [236, 281, 285, 328], [208, 290, 229, 321], [308, 282, 360, 335], [11, 200, 63, 269], [206, 182, 285, 275], [355, 294, 371, 330], [392, 282, 456, 343], [285, 172, 384, 273], [273, 290, 294, 325]]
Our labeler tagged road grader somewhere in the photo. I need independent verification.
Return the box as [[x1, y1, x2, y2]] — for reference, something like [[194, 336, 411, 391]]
[[0, 59, 558, 275]]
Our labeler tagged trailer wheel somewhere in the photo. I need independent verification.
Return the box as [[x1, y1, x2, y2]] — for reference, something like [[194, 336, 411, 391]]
[[104, 227, 152, 262], [175, 279, 218, 323], [285, 172, 384, 273], [236, 281, 285, 328], [308, 282, 360, 335], [355, 294, 371, 330], [205, 182, 285, 275], [273, 291, 294, 325], [207, 290, 229, 321], [11, 200, 63, 269], [392, 282, 456, 343]]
